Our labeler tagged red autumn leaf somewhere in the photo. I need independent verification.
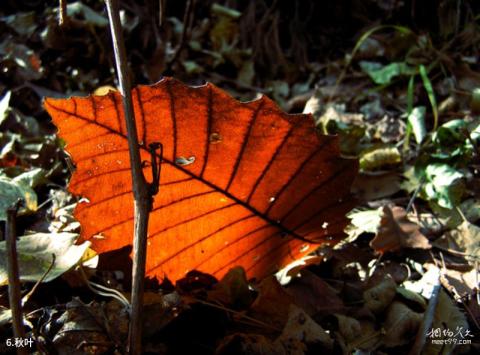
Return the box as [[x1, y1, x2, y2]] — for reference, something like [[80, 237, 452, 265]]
[[44, 78, 357, 282]]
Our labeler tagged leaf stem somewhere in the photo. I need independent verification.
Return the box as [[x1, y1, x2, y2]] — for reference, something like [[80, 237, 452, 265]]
[[105, 1, 159, 353]]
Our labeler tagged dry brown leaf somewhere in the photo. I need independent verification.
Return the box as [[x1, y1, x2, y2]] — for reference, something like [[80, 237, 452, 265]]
[[370, 206, 431, 253], [369, 260, 410, 285], [423, 290, 471, 355], [444, 221, 480, 262], [382, 301, 423, 348], [277, 304, 333, 351], [285, 269, 344, 316], [207, 266, 253, 308], [215, 333, 284, 355], [364, 275, 397, 314], [351, 172, 401, 201], [335, 314, 362, 343], [352, 319, 381, 351], [442, 268, 479, 299], [249, 276, 294, 329]]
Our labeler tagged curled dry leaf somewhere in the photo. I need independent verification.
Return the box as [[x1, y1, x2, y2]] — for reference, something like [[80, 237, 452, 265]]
[[369, 206, 431, 253], [45, 78, 357, 282], [51, 298, 127, 354]]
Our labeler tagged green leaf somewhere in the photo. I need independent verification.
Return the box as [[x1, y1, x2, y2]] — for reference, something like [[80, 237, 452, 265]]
[[403, 75, 416, 151], [0, 232, 92, 285], [433, 119, 466, 145], [408, 106, 427, 144], [423, 163, 464, 209], [419, 65, 438, 130], [360, 61, 415, 85], [400, 166, 422, 193], [469, 119, 480, 141]]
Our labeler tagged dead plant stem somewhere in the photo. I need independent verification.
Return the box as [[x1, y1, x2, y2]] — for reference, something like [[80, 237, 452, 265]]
[[409, 274, 441, 355], [6, 200, 27, 355], [105, 0, 157, 353], [58, 0, 68, 26]]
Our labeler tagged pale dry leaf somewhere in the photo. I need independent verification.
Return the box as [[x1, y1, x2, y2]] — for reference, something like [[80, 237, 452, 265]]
[[444, 221, 480, 262], [0, 232, 92, 285]]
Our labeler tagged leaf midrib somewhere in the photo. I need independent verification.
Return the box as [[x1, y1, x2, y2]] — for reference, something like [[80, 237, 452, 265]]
[[46, 100, 316, 243]]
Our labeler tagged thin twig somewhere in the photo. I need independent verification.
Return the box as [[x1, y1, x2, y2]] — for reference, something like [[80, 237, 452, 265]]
[[187, 297, 282, 332], [58, 0, 68, 26], [406, 175, 425, 213], [158, 0, 165, 27], [79, 266, 130, 308], [167, 0, 195, 68], [6, 200, 27, 355], [409, 272, 441, 355], [22, 254, 56, 303], [105, 1, 160, 353]]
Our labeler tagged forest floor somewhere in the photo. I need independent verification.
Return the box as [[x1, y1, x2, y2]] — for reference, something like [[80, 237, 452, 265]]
[[1, 1, 480, 354]]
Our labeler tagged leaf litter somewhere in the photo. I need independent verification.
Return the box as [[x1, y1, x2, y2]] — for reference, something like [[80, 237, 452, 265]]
[[1, 1, 480, 354]]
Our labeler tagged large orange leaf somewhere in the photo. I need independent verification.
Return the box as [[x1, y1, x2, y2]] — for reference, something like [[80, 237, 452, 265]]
[[44, 78, 357, 282]]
